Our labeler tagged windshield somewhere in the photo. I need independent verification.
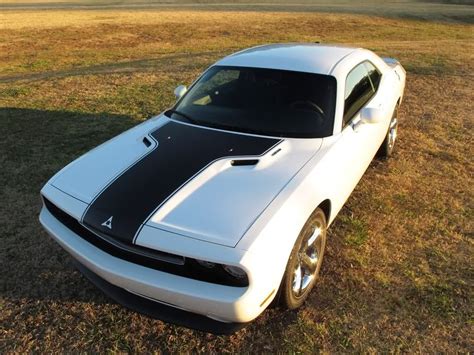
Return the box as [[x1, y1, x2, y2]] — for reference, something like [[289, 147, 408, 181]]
[[168, 66, 337, 138]]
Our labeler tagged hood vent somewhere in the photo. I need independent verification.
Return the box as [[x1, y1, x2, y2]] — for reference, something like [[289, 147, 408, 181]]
[[142, 137, 152, 147], [231, 159, 259, 166]]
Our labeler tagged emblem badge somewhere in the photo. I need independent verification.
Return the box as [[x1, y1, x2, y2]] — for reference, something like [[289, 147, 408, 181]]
[[101, 216, 113, 229]]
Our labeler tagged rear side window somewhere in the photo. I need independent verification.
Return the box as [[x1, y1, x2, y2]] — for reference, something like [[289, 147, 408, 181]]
[[343, 62, 379, 126], [365, 62, 381, 91]]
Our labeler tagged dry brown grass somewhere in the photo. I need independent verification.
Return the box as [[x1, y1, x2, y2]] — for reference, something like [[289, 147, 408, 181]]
[[0, 5, 473, 353]]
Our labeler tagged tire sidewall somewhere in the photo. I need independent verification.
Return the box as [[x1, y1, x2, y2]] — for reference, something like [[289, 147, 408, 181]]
[[379, 104, 399, 158]]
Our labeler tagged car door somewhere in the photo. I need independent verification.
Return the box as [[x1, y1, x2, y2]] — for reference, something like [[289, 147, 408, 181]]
[[325, 61, 385, 211], [346, 61, 387, 156]]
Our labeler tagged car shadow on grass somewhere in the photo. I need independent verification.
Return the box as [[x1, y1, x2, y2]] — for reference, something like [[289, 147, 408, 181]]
[[0, 107, 139, 304]]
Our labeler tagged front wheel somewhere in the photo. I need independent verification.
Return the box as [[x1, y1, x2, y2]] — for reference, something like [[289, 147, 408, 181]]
[[279, 208, 327, 309], [378, 104, 399, 158]]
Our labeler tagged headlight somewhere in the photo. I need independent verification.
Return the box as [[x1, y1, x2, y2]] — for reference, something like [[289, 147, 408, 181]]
[[192, 258, 248, 287], [223, 265, 247, 279]]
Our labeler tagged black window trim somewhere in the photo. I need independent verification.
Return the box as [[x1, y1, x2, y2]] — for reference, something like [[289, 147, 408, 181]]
[[342, 60, 382, 130]]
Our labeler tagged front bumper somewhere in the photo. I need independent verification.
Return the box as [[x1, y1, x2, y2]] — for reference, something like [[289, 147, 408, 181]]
[[39, 206, 276, 325], [74, 260, 244, 334]]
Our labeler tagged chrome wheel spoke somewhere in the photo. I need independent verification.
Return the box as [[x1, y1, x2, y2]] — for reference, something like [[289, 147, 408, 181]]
[[390, 117, 398, 129], [301, 253, 317, 273], [301, 274, 313, 291], [292, 265, 303, 294], [291, 224, 325, 298], [307, 227, 321, 246], [388, 117, 398, 150]]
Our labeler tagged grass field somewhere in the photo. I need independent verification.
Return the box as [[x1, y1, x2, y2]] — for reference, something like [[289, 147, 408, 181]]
[[1, 1, 473, 352]]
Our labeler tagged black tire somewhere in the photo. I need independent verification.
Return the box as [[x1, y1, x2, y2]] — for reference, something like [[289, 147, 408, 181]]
[[279, 208, 327, 310], [377, 104, 399, 158]]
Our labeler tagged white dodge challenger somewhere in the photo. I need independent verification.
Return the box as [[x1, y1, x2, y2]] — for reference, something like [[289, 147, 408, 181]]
[[39, 44, 405, 332]]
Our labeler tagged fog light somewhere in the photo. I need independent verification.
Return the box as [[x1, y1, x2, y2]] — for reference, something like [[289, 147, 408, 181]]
[[223, 265, 246, 279]]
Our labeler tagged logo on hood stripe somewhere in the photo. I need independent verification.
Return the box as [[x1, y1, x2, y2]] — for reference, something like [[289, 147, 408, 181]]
[[101, 216, 113, 230]]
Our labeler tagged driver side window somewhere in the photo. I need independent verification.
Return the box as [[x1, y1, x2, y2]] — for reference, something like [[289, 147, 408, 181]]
[[343, 62, 377, 127]]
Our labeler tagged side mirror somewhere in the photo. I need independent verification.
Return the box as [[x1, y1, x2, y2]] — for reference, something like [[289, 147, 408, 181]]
[[174, 85, 187, 99], [360, 107, 383, 124]]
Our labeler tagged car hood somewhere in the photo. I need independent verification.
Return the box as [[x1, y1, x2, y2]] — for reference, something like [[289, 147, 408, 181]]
[[51, 116, 321, 247]]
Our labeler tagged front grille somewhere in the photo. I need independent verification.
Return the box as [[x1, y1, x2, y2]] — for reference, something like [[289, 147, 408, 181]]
[[43, 197, 186, 266], [42, 197, 248, 287]]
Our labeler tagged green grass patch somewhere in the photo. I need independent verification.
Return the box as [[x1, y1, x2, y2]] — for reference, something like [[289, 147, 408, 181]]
[[341, 216, 369, 247], [0, 86, 31, 97]]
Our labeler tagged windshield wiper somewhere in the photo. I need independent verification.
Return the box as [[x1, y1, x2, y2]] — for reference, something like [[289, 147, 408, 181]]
[[166, 110, 282, 137], [166, 109, 199, 125], [200, 121, 281, 137]]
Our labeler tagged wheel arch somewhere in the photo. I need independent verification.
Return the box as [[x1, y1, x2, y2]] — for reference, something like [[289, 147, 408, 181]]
[[318, 199, 332, 224], [274, 198, 331, 308]]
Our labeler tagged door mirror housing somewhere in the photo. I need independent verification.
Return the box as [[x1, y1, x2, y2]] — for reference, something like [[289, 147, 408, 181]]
[[174, 85, 187, 99], [360, 107, 383, 124]]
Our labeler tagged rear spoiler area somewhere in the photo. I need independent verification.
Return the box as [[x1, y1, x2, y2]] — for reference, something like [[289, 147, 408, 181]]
[[382, 57, 406, 74], [382, 57, 400, 67]]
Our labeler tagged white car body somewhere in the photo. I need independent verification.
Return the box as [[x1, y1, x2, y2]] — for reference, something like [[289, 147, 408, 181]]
[[39, 44, 406, 329]]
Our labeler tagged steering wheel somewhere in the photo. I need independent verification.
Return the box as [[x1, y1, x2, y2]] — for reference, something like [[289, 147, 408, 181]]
[[290, 100, 324, 115]]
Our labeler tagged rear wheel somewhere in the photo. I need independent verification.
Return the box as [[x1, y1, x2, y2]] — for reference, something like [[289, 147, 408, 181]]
[[280, 208, 327, 309], [378, 104, 399, 158]]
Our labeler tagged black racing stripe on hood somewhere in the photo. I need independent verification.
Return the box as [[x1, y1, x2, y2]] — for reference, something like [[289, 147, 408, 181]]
[[82, 121, 281, 244]]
